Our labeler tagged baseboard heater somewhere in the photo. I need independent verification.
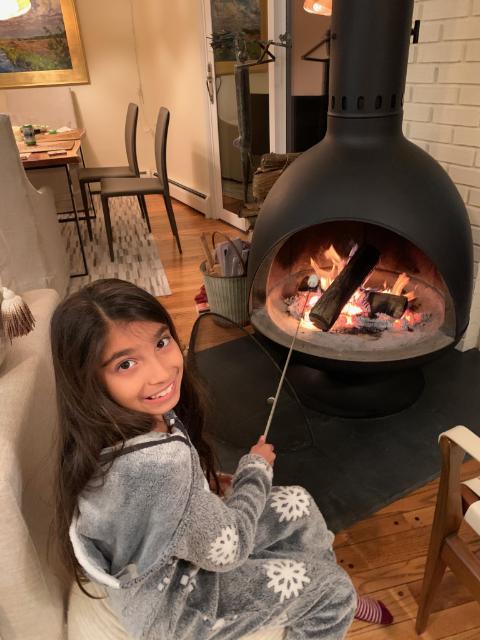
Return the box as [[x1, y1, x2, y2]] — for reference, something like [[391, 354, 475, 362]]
[[167, 179, 207, 200]]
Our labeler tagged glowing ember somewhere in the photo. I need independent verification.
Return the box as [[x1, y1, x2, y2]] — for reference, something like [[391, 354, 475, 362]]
[[285, 243, 429, 335]]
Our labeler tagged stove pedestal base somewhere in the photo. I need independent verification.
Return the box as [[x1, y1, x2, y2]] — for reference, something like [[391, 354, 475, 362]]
[[288, 363, 425, 418]]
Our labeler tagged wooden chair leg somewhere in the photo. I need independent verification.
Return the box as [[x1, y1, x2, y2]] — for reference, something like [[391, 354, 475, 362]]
[[101, 195, 115, 262], [138, 195, 152, 233], [415, 545, 448, 634], [415, 437, 466, 634], [80, 181, 93, 241], [163, 191, 182, 254]]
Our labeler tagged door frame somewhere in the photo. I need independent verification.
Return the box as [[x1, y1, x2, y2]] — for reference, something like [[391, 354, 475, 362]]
[[201, 0, 247, 231], [200, 0, 287, 230], [268, 0, 287, 154]]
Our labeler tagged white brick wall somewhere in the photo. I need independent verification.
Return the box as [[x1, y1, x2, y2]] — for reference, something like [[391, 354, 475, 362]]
[[421, 0, 470, 21], [404, 0, 480, 349], [443, 17, 480, 40]]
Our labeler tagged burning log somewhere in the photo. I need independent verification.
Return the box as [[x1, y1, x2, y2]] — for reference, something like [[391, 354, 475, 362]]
[[309, 244, 380, 331], [367, 291, 408, 319]]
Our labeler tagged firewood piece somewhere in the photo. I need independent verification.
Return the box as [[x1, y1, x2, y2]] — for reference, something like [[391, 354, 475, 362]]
[[200, 233, 215, 271], [367, 291, 408, 319], [259, 152, 301, 171], [309, 245, 380, 331]]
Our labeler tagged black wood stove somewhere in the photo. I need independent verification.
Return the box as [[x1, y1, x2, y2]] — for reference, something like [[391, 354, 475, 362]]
[[247, 0, 473, 417]]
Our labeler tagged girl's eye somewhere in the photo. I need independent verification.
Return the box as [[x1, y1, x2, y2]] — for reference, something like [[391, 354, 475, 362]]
[[157, 336, 171, 349], [118, 359, 135, 371]]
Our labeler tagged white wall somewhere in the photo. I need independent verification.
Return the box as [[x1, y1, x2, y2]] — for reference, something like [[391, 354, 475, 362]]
[[404, 0, 480, 348], [291, 0, 330, 96], [131, 0, 211, 206], [71, 0, 153, 171]]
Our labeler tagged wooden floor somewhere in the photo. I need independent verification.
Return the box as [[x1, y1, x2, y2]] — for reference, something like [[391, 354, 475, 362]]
[[148, 195, 480, 639]]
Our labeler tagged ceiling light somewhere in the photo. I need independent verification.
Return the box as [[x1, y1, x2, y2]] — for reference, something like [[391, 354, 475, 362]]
[[303, 0, 332, 16], [0, 0, 32, 21]]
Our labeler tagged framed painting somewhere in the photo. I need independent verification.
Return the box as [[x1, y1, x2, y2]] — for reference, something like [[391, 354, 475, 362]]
[[0, 0, 89, 89], [211, 0, 268, 76]]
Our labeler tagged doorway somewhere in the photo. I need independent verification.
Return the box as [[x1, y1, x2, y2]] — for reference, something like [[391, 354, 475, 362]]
[[202, 0, 286, 230]]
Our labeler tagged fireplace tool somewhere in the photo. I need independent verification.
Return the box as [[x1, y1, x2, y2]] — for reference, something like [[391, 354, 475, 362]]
[[263, 275, 317, 439], [188, 310, 316, 452]]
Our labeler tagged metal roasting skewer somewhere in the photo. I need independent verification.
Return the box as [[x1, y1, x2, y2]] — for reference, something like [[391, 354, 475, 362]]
[[263, 280, 316, 440]]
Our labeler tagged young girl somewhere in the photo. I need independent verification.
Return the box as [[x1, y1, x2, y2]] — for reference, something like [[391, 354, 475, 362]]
[[51, 278, 358, 640]]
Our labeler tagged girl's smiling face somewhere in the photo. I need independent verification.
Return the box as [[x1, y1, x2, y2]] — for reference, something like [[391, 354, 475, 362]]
[[99, 320, 183, 429]]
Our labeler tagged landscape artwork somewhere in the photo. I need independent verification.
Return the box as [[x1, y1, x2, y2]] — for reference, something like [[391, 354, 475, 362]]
[[211, 0, 267, 75], [0, 0, 88, 88]]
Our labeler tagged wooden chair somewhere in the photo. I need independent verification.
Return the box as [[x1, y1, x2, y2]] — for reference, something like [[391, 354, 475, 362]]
[[416, 426, 480, 634], [78, 103, 149, 241], [100, 107, 182, 261]]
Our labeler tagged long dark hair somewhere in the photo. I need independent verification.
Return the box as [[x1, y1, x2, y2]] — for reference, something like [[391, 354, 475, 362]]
[[50, 279, 219, 595]]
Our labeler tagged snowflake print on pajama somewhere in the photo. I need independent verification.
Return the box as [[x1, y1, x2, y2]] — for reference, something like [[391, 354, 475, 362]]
[[263, 559, 311, 603], [208, 526, 239, 566], [212, 483, 355, 639], [270, 486, 311, 522]]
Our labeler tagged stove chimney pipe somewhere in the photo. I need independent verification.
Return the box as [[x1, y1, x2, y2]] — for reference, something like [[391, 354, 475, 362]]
[[328, 0, 414, 119]]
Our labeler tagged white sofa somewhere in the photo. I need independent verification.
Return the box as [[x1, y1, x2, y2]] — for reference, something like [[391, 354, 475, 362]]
[[0, 114, 69, 296], [0, 289, 66, 639]]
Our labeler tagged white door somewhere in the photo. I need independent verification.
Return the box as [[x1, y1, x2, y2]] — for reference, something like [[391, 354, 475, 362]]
[[201, 0, 287, 231]]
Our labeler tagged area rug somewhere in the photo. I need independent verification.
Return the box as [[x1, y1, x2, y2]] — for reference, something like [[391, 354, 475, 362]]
[[192, 334, 480, 533], [60, 195, 171, 297]]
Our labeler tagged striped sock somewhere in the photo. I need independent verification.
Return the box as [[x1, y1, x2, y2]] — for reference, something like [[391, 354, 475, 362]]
[[354, 596, 393, 625]]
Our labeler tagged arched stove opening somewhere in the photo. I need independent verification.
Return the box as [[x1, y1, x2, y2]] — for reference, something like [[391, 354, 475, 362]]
[[251, 221, 456, 366]]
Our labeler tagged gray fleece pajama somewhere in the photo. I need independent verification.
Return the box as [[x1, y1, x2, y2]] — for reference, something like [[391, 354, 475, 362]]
[[70, 411, 356, 640]]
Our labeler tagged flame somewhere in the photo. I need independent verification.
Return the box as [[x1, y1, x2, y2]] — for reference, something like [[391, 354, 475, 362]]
[[292, 244, 422, 333], [301, 315, 317, 330], [324, 245, 346, 279], [342, 301, 364, 316], [392, 272, 410, 296], [310, 257, 331, 281], [324, 244, 343, 267]]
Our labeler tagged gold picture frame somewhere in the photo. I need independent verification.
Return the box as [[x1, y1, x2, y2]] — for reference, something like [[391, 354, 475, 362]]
[[212, 0, 268, 76], [0, 0, 89, 89]]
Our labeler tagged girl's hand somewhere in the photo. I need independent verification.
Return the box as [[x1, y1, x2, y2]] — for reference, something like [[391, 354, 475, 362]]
[[250, 435, 276, 467]]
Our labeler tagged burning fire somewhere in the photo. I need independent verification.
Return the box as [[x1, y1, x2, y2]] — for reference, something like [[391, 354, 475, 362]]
[[285, 244, 430, 334]]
